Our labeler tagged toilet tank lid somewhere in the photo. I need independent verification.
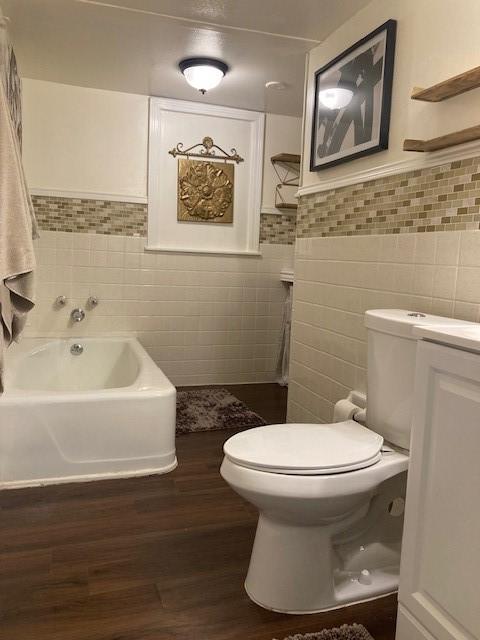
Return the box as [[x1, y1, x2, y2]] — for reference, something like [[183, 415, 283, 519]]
[[364, 309, 473, 339]]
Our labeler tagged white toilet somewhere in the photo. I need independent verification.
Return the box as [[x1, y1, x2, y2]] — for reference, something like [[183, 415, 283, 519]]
[[221, 309, 468, 614]]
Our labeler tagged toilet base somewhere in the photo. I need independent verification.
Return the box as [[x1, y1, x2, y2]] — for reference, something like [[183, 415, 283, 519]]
[[244, 513, 401, 614], [245, 582, 398, 615]]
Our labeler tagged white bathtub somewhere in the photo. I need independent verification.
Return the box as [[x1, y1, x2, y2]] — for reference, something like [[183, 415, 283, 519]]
[[0, 337, 177, 488]]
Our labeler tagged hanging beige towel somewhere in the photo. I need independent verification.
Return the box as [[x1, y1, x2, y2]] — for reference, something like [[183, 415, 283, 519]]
[[0, 16, 37, 237], [0, 77, 36, 392]]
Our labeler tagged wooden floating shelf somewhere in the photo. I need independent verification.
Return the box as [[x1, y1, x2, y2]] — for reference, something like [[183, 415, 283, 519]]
[[404, 124, 480, 152], [272, 152, 300, 210], [271, 153, 301, 165], [275, 203, 298, 211], [411, 65, 480, 102]]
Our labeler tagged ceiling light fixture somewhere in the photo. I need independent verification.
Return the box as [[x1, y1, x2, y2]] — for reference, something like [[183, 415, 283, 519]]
[[179, 57, 229, 95], [318, 86, 354, 110]]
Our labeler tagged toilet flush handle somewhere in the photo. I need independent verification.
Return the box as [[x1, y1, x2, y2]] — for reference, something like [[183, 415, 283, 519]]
[[353, 408, 367, 425]]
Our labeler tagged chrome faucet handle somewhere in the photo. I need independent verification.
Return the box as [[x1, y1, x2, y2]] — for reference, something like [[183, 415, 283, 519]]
[[87, 296, 99, 309], [70, 308, 86, 322], [55, 295, 67, 308]]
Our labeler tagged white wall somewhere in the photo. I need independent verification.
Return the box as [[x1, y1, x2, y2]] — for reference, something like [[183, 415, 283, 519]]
[[302, 0, 480, 190], [20, 79, 296, 385], [289, 0, 480, 422], [22, 79, 149, 201], [262, 113, 302, 212], [22, 79, 302, 211]]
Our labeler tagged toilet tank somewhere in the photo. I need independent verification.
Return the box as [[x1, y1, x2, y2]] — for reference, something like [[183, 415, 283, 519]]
[[365, 310, 471, 450]]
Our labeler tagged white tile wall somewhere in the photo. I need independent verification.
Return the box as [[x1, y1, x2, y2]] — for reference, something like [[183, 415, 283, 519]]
[[288, 230, 480, 424], [28, 232, 294, 386]]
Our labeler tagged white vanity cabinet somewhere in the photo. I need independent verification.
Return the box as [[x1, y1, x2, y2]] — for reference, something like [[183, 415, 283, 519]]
[[396, 328, 480, 640]]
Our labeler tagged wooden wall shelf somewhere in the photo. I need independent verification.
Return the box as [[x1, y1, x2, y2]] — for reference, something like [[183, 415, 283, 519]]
[[275, 203, 298, 211], [271, 152, 300, 211], [405, 66, 480, 152], [404, 124, 480, 152], [271, 153, 301, 165], [411, 66, 480, 102]]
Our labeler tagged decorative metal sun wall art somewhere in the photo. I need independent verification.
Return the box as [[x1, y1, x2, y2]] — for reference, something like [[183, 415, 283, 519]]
[[169, 136, 243, 224], [177, 158, 234, 223]]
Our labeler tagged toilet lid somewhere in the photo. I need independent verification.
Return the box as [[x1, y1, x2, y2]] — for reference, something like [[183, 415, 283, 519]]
[[223, 421, 384, 475]]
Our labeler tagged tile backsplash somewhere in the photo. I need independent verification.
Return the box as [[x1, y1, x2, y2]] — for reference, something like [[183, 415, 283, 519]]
[[287, 230, 480, 425], [29, 231, 294, 386], [297, 156, 480, 238]]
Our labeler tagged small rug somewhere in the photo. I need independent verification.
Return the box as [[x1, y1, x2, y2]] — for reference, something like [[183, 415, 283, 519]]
[[176, 387, 267, 434], [275, 625, 374, 640]]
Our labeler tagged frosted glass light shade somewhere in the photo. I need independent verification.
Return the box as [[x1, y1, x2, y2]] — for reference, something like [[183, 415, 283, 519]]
[[179, 58, 228, 94], [318, 87, 354, 110], [183, 65, 224, 91]]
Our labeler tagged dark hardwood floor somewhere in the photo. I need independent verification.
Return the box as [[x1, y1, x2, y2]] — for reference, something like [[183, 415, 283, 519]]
[[0, 384, 397, 640]]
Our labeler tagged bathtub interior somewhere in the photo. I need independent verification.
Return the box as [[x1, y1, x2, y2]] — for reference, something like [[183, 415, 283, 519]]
[[12, 340, 141, 392]]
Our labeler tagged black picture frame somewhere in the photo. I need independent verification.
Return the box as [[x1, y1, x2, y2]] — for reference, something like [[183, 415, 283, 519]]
[[310, 19, 397, 172]]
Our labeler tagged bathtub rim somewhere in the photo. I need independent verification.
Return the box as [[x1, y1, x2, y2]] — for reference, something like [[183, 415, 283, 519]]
[[2, 335, 176, 399]]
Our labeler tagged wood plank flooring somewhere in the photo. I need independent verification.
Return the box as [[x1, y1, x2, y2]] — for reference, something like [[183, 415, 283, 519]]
[[0, 384, 397, 640]]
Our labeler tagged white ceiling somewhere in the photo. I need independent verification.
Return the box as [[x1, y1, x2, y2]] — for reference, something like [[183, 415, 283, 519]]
[[2, 0, 371, 116]]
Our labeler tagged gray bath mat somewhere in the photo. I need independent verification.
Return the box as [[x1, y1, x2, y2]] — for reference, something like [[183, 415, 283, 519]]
[[276, 624, 374, 640], [176, 387, 267, 434]]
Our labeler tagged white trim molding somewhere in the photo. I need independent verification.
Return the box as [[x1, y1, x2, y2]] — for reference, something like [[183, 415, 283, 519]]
[[148, 97, 265, 255], [297, 138, 480, 198], [148, 97, 264, 121], [29, 187, 148, 204], [144, 245, 262, 256]]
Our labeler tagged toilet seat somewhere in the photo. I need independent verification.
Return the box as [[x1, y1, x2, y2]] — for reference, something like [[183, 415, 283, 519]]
[[223, 420, 384, 475]]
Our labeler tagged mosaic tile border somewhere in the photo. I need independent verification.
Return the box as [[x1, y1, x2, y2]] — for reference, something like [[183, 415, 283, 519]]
[[297, 156, 480, 238], [33, 195, 297, 245], [259, 212, 296, 245], [32, 195, 147, 236]]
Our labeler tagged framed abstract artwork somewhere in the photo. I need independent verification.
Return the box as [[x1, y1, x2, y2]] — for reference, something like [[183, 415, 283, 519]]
[[310, 20, 397, 171]]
